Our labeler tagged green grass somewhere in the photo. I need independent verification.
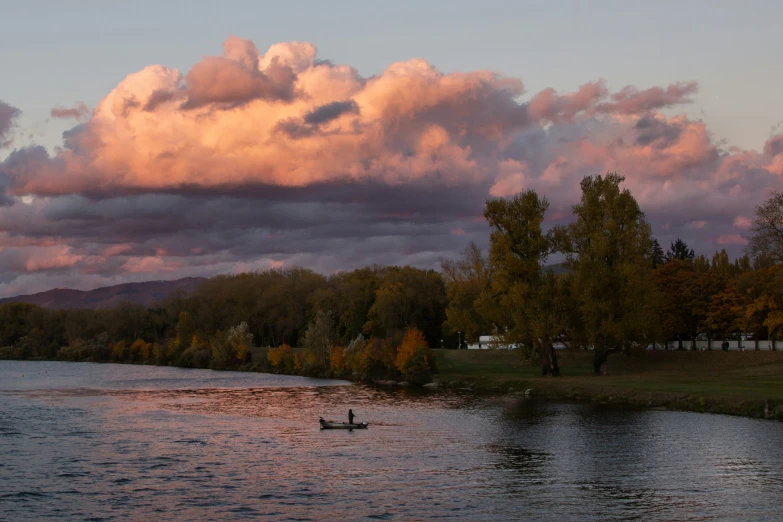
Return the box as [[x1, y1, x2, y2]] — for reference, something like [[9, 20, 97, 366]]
[[434, 349, 783, 418]]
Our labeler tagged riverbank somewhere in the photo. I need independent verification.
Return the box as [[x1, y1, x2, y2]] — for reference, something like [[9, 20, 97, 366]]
[[6, 346, 782, 420], [433, 349, 783, 420]]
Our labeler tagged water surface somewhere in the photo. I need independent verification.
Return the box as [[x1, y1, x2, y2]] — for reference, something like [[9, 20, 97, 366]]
[[1, 361, 782, 520]]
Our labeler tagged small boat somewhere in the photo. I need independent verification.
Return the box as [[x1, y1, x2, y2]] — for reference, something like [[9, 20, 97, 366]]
[[319, 417, 369, 430]]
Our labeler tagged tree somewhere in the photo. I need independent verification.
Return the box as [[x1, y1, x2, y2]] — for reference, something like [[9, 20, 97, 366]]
[[747, 190, 783, 263], [211, 322, 254, 369], [394, 328, 435, 384], [650, 260, 716, 349], [301, 310, 335, 367], [652, 238, 665, 268], [441, 242, 494, 343], [665, 238, 695, 263], [227, 322, 253, 363], [555, 173, 655, 374], [705, 287, 744, 342], [175, 312, 195, 351], [483, 190, 563, 376], [363, 266, 447, 346]]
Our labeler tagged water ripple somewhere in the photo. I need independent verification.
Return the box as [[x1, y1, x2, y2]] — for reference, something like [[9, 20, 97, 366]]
[[1, 360, 782, 521]]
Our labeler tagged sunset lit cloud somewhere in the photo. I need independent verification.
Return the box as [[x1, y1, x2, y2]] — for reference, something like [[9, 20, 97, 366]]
[[0, 37, 781, 295]]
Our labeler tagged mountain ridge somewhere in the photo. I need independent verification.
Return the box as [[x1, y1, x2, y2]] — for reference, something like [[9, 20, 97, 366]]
[[0, 277, 206, 309]]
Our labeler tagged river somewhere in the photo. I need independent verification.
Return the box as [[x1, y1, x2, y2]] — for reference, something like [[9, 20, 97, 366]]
[[1, 360, 782, 521]]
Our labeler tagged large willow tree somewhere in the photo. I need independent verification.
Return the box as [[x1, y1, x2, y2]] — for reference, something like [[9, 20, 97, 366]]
[[555, 173, 656, 374]]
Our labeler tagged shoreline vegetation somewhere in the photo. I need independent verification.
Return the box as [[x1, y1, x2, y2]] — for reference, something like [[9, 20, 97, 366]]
[[3, 348, 782, 421], [2, 174, 783, 420]]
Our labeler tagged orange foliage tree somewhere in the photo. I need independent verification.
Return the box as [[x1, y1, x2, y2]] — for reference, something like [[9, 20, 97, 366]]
[[268, 344, 294, 373], [329, 345, 346, 375], [394, 328, 435, 384]]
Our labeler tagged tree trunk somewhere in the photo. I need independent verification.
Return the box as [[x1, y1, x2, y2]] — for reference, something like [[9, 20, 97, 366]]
[[540, 342, 560, 377], [707, 332, 712, 351], [593, 341, 622, 375], [593, 349, 608, 375]]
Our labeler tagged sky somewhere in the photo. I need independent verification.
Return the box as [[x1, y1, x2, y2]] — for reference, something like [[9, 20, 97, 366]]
[[0, 0, 782, 296]]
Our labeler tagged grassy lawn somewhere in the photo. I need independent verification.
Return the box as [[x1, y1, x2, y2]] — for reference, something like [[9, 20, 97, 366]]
[[246, 344, 783, 417], [434, 349, 783, 402]]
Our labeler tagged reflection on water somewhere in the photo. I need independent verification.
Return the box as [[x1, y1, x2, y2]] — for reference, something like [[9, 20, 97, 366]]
[[1, 360, 782, 521]]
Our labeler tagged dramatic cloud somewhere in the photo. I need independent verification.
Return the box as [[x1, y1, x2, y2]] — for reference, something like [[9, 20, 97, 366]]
[[0, 37, 780, 296], [50, 102, 90, 120], [0, 101, 22, 148]]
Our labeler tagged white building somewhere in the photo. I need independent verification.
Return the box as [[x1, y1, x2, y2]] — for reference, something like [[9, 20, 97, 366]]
[[466, 335, 567, 350], [467, 335, 519, 350]]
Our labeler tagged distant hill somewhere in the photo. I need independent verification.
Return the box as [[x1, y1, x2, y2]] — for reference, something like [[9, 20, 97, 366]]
[[0, 277, 206, 309]]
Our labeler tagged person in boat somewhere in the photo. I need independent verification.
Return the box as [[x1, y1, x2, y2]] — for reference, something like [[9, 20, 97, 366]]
[[348, 409, 355, 425]]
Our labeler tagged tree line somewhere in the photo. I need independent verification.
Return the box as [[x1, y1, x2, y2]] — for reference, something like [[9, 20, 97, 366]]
[[442, 175, 783, 375], [0, 265, 444, 384], [1, 175, 781, 379]]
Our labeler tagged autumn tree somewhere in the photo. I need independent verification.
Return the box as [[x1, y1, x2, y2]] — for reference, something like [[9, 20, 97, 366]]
[[555, 173, 656, 374], [441, 242, 494, 344], [315, 268, 378, 345], [301, 309, 335, 367], [268, 343, 294, 372], [175, 312, 195, 354], [363, 266, 447, 346], [227, 322, 253, 363], [394, 328, 435, 385], [483, 190, 563, 375], [705, 286, 745, 343], [650, 260, 716, 349], [753, 264, 783, 347]]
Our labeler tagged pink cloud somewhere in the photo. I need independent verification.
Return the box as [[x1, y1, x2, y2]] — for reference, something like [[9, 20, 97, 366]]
[[122, 256, 182, 273], [596, 81, 698, 115], [528, 81, 608, 123], [734, 216, 751, 228], [23, 246, 104, 272], [717, 234, 749, 246], [0, 37, 781, 296], [50, 102, 90, 120]]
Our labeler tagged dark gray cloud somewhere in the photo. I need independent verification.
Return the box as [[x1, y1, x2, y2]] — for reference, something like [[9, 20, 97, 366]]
[[634, 115, 683, 148], [304, 100, 359, 125], [0, 101, 22, 148], [764, 133, 783, 157], [144, 89, 179, 112]]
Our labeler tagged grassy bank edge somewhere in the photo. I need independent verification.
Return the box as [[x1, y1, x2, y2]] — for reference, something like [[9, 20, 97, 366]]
[[431, 376, 782, 421], [432, 349, 783, 421]]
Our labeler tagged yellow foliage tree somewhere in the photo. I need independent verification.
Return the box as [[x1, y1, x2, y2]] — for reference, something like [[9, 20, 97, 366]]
[[152, 342, 167, 364], [227, 322, 253, 364], [111, 340, 127, 361], [130, 339, 150, 361], [329, 345, 346, 374], [268, 344, 294, 372]]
